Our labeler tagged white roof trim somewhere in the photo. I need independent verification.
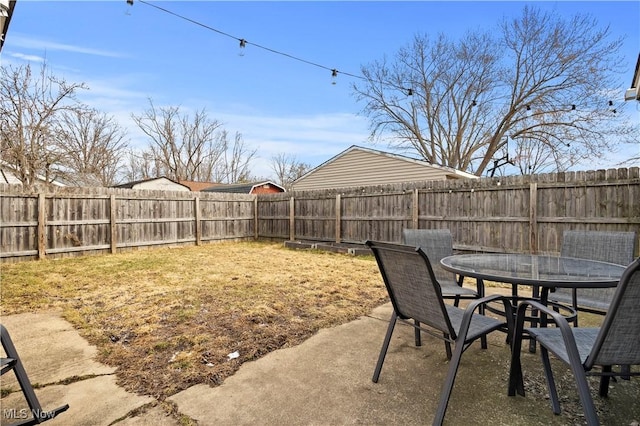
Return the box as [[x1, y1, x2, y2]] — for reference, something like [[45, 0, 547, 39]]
[[251, 181, 286, 192]]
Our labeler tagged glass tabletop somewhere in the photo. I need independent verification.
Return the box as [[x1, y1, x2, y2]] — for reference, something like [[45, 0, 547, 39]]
[[440, 253, 626, 288]]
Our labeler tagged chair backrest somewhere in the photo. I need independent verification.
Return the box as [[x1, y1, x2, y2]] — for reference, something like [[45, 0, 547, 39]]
[[556, 231, 637, 310], [402, 229, 457, 284], [561, 231, 636, 266], [587, 257, 640, 368], [366, 240, 456, 338]]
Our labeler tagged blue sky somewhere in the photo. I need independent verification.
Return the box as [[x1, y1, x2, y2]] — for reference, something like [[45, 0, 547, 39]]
[[2, 1, 639, 180]]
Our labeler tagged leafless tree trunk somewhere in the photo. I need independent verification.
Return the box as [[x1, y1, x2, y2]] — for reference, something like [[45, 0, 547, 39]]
[[270, 153, 311, 188], [354, 6, 638, 176], [54, 109, 129, 186], [0, 62, 87, 188]]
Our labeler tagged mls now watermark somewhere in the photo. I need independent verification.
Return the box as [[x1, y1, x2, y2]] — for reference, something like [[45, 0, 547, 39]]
[[3, 408, 57, 421]]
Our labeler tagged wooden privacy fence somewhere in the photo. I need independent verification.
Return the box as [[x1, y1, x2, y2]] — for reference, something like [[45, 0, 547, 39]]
[[257, 167, 640, 256], [2, 168, 639, 262], [0, 185, 256, 262]]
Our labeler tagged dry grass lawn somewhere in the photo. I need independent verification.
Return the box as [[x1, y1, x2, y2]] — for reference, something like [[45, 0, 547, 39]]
[[0, 241, 388, 399]]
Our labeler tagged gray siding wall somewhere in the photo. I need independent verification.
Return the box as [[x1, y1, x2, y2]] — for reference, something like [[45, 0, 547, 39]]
[[292, 149, 463, 191]]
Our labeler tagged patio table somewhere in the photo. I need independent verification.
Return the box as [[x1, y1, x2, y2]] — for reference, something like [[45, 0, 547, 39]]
[[440, 253, 626, 351]]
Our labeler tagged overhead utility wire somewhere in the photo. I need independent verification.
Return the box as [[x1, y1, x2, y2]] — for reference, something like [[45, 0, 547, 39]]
[[130, 0, 365, 81]]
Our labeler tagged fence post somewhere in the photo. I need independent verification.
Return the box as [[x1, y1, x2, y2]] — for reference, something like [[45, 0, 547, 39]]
[[412, 188, 419, 229], [529, 182, 538, 254], [254, 196, 259, 240], [335, 194, 341, 243], [289, 196, 295, 241], [194, 196, 201, 246], [110, 194, 117, 254], [37, 192, 46, 260]]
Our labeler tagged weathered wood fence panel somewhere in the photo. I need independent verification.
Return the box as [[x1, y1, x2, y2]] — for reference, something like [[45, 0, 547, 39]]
[[340, 191, 413, 243], [256, 196, 289, 239], [0, 185, 255, 262], [257, 168, 640, 256]]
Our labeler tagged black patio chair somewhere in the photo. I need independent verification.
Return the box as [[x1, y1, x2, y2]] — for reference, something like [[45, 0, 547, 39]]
[[402, 228, 489, 349], [548, 230, 637, 326], [1, 324, 69, 425], [366, 240, 513, 426], [402, 229, 484, 304], [508, 257, 640, 426]]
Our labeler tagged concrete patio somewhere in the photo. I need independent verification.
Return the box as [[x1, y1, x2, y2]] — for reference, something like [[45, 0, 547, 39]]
[[1, 290, 639, 425]]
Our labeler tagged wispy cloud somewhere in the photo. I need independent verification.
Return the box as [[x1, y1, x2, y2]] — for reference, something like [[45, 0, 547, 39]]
[[9, 34, 126, 58], [5, 52, 47, 63], [209, 110, 371, 178]]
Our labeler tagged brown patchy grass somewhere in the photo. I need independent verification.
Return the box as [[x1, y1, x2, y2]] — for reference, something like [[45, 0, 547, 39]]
[[0, 241, 388, 399]]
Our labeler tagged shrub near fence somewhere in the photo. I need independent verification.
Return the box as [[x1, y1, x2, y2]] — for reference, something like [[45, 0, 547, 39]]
[[0, 185, 256, 262], [258, 167, 640, 256], [1, 168, 639, 262]]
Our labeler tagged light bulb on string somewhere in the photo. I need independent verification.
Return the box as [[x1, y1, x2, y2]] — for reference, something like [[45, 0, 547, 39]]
[[238, 39, 246, 57], [331, 69, 338, 85]]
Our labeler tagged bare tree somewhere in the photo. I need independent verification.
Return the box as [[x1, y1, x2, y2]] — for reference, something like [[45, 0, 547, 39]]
[[132, 100, 226, 181], [213, 131, 257, 183], [0, 62, 87, 187], [353, 6, 637, 176], [270, 153, 311, 188], [132, 100, 256, 183], [55, 108, 129, 186], [123, 149, 157, 182]]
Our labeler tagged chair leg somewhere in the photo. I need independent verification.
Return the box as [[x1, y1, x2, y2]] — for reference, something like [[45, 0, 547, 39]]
[[471, 278, 488, 349], [442, 334, 452, 360], [372, 312, 397, 383], [432, 339, 466, 426], [571, 290, 579, 327], [540, 347, 561, 415], [599, 365, 611, 397], [621, 364, 631, 381], [414, 320, 422, 347], [528, 285, 539, 353], [570, 363, 599, 426], [508, 308, 527, 397]]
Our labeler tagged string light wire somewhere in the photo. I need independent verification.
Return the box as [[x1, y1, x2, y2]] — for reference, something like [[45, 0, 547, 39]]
[[133, 0, 365, 81], [129, 0, 622, 112]]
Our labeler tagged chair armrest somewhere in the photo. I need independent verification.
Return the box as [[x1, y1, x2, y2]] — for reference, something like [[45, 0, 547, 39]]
[[461, 294, 514, 337], [514, 299, 574, 334], [509, 299, 583, 398]]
